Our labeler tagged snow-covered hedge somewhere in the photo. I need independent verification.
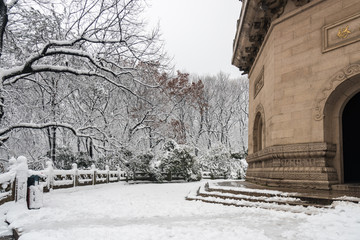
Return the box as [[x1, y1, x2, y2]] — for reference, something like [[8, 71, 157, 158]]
[[200, 145, 248, 179], [122, 140, 201, 182], [157, 140, 201, 182]]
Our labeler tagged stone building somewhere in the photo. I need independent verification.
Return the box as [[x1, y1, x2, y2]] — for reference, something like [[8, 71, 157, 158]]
[[232, 0, 360, 189]]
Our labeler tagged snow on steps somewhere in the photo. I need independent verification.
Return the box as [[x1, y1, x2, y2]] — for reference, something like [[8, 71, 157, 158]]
[[186, 182, 360, 214]]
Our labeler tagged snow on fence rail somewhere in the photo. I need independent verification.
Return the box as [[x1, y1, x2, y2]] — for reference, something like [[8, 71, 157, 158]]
[[0, 169, 16, 205], [30, 162, 127, 192], [0, 156, 127, 206], [129, 171, 187, 181]]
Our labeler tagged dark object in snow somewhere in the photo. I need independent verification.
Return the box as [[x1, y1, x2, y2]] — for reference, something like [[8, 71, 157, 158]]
[[26, 175, 43, 210]]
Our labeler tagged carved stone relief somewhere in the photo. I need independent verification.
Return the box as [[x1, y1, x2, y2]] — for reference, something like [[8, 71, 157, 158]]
[[314, 63, 360, 120], [246, 142, 339, 188], [254, 67, 264, 99], [247, 142, 336, 163], [322, 12, 360, 53]]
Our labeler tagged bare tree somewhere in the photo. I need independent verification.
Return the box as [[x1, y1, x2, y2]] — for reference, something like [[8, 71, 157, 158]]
[[0, 0, 165, 146]]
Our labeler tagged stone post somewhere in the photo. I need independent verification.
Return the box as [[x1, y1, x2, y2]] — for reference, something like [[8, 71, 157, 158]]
[[105, 165, 109, 183], [15, 156, 28, 202], [117, 167, 121, 182], [45, 161, 54, 191], [91, 164, 96, 185], [8, 157, 17, 201], [72, 163, 78, 187]]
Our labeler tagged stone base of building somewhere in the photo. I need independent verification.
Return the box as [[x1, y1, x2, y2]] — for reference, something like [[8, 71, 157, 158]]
[[246, 142, 339, 190]]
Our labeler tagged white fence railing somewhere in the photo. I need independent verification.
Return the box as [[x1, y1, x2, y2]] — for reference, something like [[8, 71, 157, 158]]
[[0, 156, 231, 206], [0, 156, 127, 206]]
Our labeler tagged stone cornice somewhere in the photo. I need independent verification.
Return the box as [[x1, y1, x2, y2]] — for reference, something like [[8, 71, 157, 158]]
[[232, 0, 316, 75], [248, 0, 325, 77]]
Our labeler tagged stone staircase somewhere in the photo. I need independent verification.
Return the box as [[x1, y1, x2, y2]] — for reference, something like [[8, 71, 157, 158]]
[[186, 181, 360, 214]]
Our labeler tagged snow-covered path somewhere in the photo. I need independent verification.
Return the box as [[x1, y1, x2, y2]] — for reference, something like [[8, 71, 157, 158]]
[[1, 181, 360, 240]]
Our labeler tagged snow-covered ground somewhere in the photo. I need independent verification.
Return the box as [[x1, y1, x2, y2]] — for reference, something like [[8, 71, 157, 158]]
[[1, 181, 360, 240]]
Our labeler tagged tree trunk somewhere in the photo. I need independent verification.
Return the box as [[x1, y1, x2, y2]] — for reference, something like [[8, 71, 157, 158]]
[[89, 138, 93, 158], [51, 126, 56, 164], [149, 129, 153, 149], [77, 137, 81, 152], [0, 1, 7, 124], [47, 127, 52, 153], [0, 0, 8, 59]]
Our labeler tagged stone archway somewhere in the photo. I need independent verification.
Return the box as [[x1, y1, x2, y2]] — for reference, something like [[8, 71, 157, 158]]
[[253, 104, 265, 153], [322, 70, 360, 183], [342, 92, 360, 183], [253, 112, 263, 152]]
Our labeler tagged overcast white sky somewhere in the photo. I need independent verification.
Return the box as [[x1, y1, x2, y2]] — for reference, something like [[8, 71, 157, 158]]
[[144, 0, 243, 79]]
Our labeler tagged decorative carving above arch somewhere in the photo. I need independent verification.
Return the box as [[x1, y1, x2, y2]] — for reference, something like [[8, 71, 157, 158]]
[[313, 63, 360, 121], [255, 103, 265, 118]]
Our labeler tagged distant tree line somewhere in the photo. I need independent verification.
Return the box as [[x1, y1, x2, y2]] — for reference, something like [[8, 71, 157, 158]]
[[0, 0, 248, 173]]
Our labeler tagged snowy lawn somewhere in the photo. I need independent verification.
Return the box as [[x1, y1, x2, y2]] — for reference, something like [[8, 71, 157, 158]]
[[1, 181, 360, 240]]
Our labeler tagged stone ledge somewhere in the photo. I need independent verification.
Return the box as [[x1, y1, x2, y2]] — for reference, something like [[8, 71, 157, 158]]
[[247, 142, 336, 164], [247, 176, 338, 190], [247, 167, 338, 181]]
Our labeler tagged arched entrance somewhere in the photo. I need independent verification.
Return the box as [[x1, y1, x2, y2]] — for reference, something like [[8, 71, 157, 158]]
[[321, 66, 360, 184], [342, 92, 360, 183]]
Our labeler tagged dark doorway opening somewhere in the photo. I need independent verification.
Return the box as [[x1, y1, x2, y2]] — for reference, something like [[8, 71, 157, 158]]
[[342, 91, 360, 183]]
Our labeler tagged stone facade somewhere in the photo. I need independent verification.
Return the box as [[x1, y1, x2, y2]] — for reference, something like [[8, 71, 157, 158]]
[[232, 0, 360, 189]]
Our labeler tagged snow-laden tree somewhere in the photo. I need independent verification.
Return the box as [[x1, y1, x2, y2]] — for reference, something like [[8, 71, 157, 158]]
[[185, 73, 249, 155], [0, 0, 166, 160]]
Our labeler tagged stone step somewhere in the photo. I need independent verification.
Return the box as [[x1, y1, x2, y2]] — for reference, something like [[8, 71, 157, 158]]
[[205, 182, 293, 198], [204, 183, 330, 208], [199, 187, 327, 208], [186, 181, 360, 213], [205, 182, 359, 205], [186, 187, 327, 214]]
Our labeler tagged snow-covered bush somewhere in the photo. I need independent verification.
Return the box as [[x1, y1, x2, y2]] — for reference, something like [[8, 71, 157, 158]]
[[75, 152, 94, 169], [237, 159, 248, 179], [44, 148, 94, 170], [200, 145, 248, 179], [128, 152, 153, 173], [28, 156, 49, 170], [159, 140, 201, 182], [96, 148, 132, 170], [46, 147, 75, 170]]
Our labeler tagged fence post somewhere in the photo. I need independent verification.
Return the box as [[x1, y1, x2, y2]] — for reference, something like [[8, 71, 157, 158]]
[[45, 161, 54, 190], [91, 164, 96, 185], [15, 156, 28, 202], [117, 167, 121, 182], [72, 163, 78, 187], [167, 172, 172, 182], [105, 165, 109, 183], [7, 157, 17, 201]]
